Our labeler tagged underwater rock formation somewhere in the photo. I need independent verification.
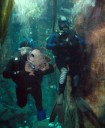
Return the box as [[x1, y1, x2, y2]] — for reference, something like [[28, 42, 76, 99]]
[[64, 0, 105, 127]]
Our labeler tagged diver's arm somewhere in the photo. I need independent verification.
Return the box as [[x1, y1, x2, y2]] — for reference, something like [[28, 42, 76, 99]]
[[3, 59, 16, 78], [46, 33, 57, 50], [3, 58, 22, 78]]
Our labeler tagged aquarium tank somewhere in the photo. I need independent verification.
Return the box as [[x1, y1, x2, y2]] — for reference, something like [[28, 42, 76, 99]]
[[0, 0, 105, 128]]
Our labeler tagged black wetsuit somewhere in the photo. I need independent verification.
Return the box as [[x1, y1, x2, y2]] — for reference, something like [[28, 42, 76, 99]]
[[46, 30, 83, 96], [3, 54, 54, 111]]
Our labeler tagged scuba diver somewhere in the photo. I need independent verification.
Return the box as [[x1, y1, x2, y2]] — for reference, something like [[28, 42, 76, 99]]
[[46, 15, 83, 128], [46, 16, 104, 128], [3, 41, 54, 121]]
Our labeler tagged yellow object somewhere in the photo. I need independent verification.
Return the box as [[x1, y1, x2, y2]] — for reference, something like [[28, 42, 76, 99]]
[[0, 0, 14, 47]]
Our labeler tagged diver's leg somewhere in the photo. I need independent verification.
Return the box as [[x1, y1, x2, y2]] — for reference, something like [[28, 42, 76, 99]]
[[69, 59, 81, 99], [49, 67, 67, 127], [16, 86, 27, 108], [32, 85, 43, 110], [58, 67, 68, 94], [32, 85, 46, 121], [57, 95, 65, 126], [49, 93, 64, 122], [56, 67, 67, 127], [49, 94, 64, 127], [49, 102, 58, 122], [71, 75, 80, 98]]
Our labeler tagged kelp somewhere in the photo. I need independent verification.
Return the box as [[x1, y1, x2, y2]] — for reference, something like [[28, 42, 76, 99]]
[[0, 0, 14, 47], [52, 0, 57, 32]]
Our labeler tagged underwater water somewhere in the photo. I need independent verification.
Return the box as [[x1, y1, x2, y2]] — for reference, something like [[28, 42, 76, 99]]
[[0, 0, 105, 128]]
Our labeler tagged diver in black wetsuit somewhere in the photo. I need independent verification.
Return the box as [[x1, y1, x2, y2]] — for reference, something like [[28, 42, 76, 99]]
[[47, 16, 82, 98], [46, 15, 84, 127], [3, 41, 54, 121], [47, 16, 105, 128]]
